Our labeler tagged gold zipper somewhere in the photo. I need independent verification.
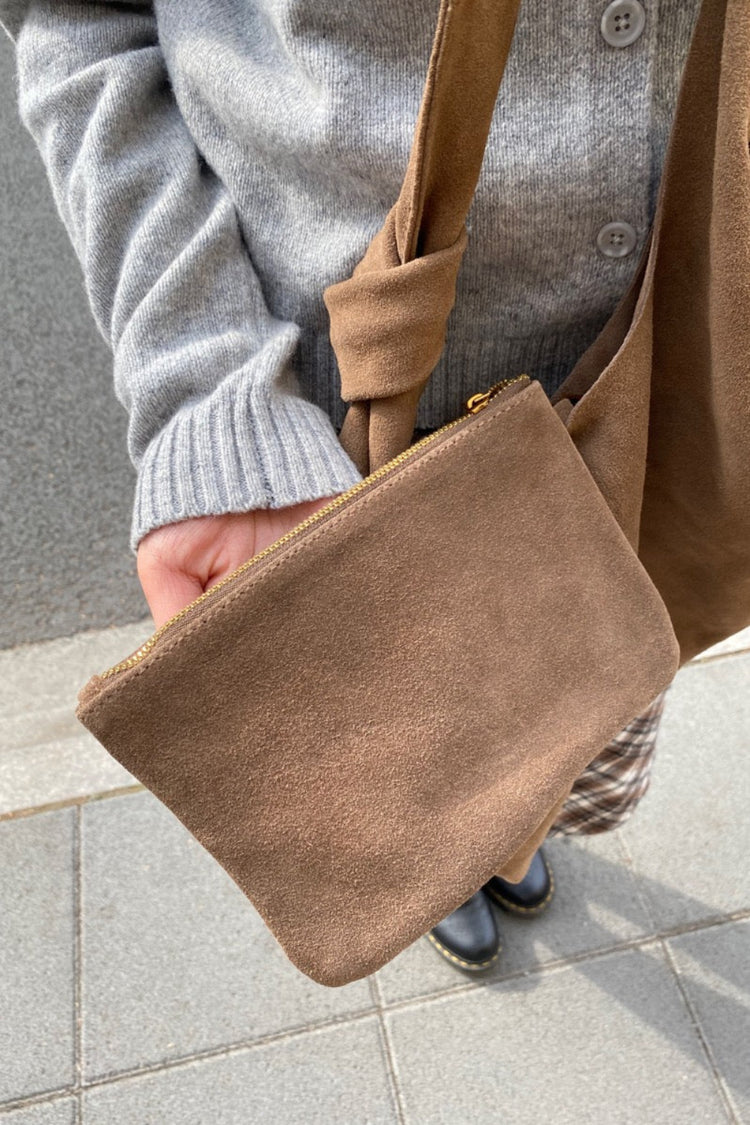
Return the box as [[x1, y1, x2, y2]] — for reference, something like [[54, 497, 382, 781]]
[[97, 374, 529, 681]]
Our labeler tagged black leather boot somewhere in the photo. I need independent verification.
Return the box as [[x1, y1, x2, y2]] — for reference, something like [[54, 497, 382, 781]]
[[484, 847, 554, 915], [427, 890, 501, 970]]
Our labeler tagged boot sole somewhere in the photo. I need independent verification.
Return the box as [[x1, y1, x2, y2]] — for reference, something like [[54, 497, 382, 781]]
[[485, 862, 555, 917], [426, 931, 501, 971]]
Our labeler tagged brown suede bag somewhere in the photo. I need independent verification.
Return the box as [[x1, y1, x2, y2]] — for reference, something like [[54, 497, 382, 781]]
[[77, 0, 750, 986]]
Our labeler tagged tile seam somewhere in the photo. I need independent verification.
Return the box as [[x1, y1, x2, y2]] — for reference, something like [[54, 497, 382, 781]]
[[74, 805, 84, 1125], [659, 938, 740, 1124], [77, 1007, 380, 1091], [376, 937, 668, 1018], [0, 1090, 77, 1116], [0, 785, 145, 823], [0, 621, 153, 660], [370, 975, 407, 1125], [376, 911, 750, 1016]]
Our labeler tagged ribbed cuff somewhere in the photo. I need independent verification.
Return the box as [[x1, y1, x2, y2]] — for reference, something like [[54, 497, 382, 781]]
[[129, 383, 364, 555]]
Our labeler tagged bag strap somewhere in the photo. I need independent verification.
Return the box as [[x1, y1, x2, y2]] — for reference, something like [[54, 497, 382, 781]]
[[323, 0, 524, 475]]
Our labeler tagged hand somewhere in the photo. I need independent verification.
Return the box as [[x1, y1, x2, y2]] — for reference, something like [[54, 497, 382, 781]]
[[137, 496, 341, 629]]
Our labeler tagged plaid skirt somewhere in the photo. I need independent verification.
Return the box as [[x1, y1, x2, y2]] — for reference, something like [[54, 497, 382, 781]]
[[547, 687, 669, 836], [410, 426, 669, 838]]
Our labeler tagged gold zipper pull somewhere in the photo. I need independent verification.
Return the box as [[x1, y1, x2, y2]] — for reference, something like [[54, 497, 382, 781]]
[[466, 389, 495, 414], [466, 375, 528, 414]]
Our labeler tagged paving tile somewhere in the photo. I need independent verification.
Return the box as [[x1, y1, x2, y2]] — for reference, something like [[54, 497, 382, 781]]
[[376, 832, 652, 1005], [0, 736, 135, 817], [1, 1100, 76, 1124], [83, 1018, 396, 1125], [620, 653, 750, 929], [81, 792, 374, 1079], [0, 622, 153, 733], [387, 945, 726, 1124], [0, 811, 75, 1102], [0, 623, 149, 813], [668, 919, 750, 1121]]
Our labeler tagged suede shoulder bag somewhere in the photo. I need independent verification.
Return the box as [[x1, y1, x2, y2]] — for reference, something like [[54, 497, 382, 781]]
[[76, 0, 750, 987]]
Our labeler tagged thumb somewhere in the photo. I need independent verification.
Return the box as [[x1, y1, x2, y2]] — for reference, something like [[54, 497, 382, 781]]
[[137, 551, 206, 630], [146, 569, 205, 630]]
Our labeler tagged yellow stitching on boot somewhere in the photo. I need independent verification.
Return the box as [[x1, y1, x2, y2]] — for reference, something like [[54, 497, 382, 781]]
[[426, 931, 501, 970], [486, 863, 555, 916]]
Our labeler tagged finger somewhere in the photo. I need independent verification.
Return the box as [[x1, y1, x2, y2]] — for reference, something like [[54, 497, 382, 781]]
[[139, 563, 205, 630]]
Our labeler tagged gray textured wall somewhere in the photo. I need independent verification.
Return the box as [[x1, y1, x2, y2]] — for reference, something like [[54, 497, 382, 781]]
[[0, 37, 149, 649]]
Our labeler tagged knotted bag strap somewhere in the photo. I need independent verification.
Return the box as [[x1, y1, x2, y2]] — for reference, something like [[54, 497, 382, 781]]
[[323, 0, 524, 475]]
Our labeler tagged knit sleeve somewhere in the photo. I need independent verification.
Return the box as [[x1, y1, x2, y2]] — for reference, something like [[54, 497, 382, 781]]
[[2, 1, 363, 555]]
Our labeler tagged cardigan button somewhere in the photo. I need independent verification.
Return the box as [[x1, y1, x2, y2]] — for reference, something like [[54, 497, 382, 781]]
[[601, 0, 646, 48], [596, 221, 638, 259]]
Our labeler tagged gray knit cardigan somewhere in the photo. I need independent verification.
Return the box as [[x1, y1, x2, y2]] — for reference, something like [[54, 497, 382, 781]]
[[0, 0, 700, 553]]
